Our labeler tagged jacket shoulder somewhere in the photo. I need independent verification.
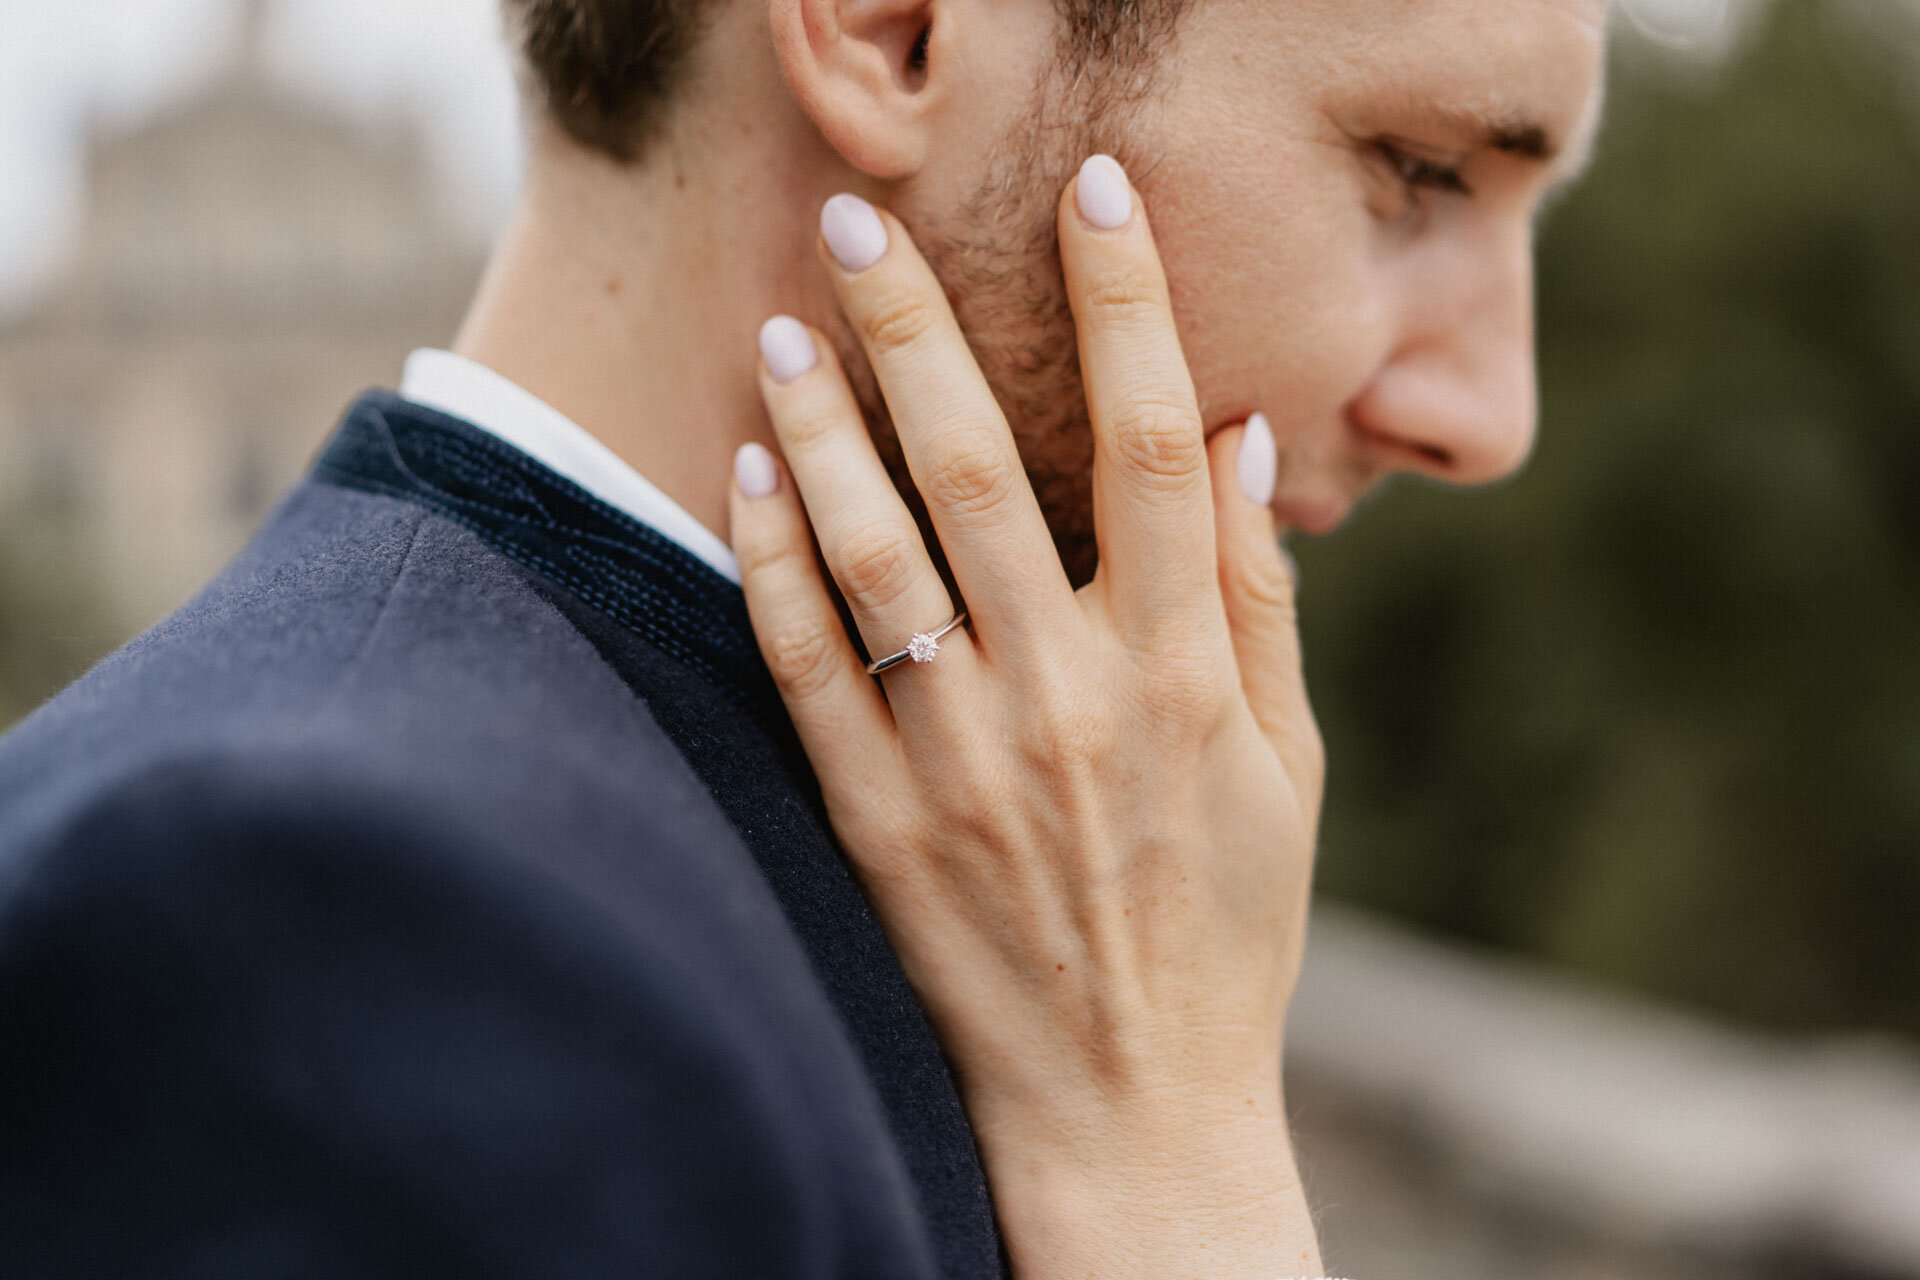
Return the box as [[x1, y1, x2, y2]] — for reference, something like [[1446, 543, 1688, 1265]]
[[0, 751, 939, 1279], [2, 481, 676, 849]]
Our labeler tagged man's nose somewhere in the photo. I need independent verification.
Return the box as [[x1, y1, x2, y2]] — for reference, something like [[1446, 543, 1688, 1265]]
[[1352, 234, 1540, 487]]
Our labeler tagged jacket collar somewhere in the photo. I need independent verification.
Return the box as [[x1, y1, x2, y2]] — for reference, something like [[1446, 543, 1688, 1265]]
[[314, 391, 781, 715]]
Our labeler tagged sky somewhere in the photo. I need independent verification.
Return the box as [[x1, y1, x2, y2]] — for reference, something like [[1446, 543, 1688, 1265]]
[[0, 0, 1772, 317]]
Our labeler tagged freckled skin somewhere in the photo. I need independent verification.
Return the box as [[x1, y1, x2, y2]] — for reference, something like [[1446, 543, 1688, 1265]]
[[850, 0, 1608, 585]]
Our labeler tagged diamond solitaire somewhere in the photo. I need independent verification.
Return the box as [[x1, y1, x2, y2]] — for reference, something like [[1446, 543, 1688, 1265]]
[[866, 610, 969, 676]]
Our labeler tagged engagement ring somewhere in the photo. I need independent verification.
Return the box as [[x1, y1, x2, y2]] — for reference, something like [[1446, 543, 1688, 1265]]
[[866, 611, 968, 676]]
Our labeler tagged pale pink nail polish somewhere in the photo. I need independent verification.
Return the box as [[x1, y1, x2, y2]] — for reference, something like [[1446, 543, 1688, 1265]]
[[759, 316, 817, 384], [1238, 413, 1278, 506], [820, 194, 889, 272], [735, 443, 779, 499], [1075, 155, 1133, 230]]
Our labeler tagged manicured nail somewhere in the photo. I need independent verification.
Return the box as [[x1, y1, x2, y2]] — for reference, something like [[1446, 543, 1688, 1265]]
[[1238, 412, 1278, 506], [1076, 154, 1133, 230], [735, 442, 779, 499], [821, 194, 889, 272], [759, 316, 817, 384]]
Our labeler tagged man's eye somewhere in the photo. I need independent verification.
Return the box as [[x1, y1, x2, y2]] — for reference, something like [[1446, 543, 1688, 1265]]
[[1379, 142, 1473, 199]]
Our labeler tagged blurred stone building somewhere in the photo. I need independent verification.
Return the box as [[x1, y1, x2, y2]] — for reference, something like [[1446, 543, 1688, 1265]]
[[0, 1, 483, 632]]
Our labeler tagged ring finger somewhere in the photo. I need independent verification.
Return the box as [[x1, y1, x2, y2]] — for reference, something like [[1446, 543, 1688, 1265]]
[[755, 314, 975, 697]]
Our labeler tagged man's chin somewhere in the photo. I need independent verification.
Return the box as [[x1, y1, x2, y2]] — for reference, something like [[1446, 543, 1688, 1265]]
[[1273, 496, 1351, 539]]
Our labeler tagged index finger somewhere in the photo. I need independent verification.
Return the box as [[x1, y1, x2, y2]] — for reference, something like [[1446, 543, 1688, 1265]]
[[1058, 155, 1221, 650]]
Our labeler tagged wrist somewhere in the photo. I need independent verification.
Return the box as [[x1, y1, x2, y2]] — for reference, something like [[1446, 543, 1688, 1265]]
[[974, 1090, 1321, 1280]]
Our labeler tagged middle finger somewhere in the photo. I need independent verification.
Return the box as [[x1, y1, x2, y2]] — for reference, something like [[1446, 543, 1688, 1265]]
[[1058, 155, 1221, 650]]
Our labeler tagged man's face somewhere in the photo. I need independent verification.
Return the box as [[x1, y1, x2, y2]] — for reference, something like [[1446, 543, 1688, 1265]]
[[852, 0, 1609, 585]]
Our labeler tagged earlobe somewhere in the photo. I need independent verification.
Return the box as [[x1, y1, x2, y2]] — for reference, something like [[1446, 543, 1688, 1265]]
[[769, 0, 940, 179]]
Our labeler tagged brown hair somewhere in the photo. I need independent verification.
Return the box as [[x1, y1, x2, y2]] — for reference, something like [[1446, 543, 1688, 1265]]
[[504, 0, 1186, 162]]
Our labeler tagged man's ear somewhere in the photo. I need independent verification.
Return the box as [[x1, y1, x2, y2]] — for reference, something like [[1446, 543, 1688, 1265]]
[[769, 0, 942, 179]]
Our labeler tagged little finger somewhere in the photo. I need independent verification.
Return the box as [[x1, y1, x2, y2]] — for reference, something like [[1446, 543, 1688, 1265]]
[[730, 441, 909, 811]]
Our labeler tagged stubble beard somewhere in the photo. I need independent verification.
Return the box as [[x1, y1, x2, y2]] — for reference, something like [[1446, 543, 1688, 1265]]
[[829, 63, 1165, 592]]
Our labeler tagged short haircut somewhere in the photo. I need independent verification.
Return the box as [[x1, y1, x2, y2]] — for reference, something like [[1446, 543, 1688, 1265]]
[[504, 0, 1188, 162]]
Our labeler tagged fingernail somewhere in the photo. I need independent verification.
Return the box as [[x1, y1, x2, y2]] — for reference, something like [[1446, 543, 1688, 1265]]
[[1075, 154, 1133, 230], [759, 316, 817, 384], [821, 194, 889, 272], [735, 442, 779, 499], [1237, 412, 1278, 506]]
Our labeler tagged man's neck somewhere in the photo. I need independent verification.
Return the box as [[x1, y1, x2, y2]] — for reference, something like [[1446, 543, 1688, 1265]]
[[452, 121, 844, 547]]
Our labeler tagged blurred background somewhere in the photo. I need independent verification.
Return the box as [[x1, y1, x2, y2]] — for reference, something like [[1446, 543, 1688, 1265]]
[[1, 0, 1915, 1275]]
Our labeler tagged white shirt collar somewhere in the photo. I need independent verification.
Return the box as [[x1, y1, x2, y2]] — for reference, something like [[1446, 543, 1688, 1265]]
[[398, 348, 742, 586]]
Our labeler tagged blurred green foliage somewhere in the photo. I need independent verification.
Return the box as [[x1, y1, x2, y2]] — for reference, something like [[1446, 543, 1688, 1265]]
[[1301, 0, 1920, 1036]]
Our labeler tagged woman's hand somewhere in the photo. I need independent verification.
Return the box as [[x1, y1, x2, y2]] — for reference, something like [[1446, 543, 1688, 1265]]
[[729, 156, 1325, 1279]]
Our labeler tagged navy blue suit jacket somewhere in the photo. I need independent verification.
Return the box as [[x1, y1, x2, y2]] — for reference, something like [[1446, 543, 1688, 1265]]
[[0, 394, 1005, 1278]]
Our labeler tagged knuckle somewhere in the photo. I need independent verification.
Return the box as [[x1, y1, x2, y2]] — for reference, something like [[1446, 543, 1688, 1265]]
[[836, 522, 921, 613], [1082, 265, 1170, 321], [1155, 661, 1235, 729], [761, 623, 843, 700], [939, 751, 1014, 828], [1107, 396, 1207, 485], [926, 438, 1018, 518], [1021, 686, 1112, 775], [1125, 639, 1237, 730], [777, 404, 846, 452], [734, 531, 805, 586], [1234, 552, 1300, 623], [842, 805, 919, 870], [860, 292, 939, 358]]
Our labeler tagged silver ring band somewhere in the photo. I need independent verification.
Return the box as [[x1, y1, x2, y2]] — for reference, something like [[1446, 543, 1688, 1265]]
[[866, 611, 968, 675]]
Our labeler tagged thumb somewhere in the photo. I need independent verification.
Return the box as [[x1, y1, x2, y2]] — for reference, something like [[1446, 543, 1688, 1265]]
[[1207, 416, 1325, 804]]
